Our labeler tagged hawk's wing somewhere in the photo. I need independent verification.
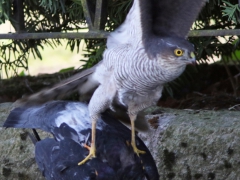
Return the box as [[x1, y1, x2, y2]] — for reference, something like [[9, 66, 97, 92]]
[[17, 0, 206, 106], [17, 62, 101, 106], [107, 0, 206, 50], [148, 0, 206, 38], [107, 0, 142, 48]]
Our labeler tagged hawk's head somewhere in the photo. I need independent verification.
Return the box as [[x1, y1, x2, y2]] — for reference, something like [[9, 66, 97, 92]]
[[144, 36, 196, 83], [146, 36, 195, 66]]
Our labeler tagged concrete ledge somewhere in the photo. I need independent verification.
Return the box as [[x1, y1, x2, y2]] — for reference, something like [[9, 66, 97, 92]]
[[1, 102, 240, 180], [0, 103, 47, 180], [140, 108, 240, 180]]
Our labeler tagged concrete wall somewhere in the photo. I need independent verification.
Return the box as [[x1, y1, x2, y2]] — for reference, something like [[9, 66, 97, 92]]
[[1, 102, 240, 180]]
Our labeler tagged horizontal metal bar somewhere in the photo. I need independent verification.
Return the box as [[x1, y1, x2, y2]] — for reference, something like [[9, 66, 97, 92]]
[[0, 29, 240, 40], [188, 29, 240, 37], [0, 31, 109, 40]]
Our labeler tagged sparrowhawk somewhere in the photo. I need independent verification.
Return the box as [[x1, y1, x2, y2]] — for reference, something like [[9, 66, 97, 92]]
[[18, 0, 206, 165]]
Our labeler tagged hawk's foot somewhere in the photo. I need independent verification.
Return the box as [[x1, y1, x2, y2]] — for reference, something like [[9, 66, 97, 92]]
[[78, 144, 96, 165], [83, 143, 91, 151], [131, 141, 146, 156]]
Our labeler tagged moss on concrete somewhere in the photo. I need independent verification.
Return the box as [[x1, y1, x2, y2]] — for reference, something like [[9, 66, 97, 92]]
[[142, 108, 240, 180], [1, 103, 240, 179]]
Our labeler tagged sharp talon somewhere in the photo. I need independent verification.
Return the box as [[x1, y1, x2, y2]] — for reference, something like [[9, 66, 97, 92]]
[[126, 140, 130, 146], [79, 120, 97, 165], [131, 142, 146, 156], [78, 145, 96, 165], [83, 144, 91, 151], [78, 153, 94, 165], [129, 115, 145, 156]]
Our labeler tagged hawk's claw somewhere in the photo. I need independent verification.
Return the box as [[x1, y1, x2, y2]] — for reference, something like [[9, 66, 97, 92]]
[[131, 142, 146, 156], [78, 145, 96, 165], [83, 144, 91, 151]]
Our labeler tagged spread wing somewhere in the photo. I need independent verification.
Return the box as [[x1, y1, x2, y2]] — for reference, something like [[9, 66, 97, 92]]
[[147, 0, 206, 38], [139, 0, 207, 57], [107, 0, 206, 51], [107, 0, 142, 48]]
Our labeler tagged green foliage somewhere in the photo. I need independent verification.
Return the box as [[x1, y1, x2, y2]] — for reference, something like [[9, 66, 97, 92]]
[[81, 0, 132, 68], [1, 0, 240, 81], [81, 40, 106, 69], [0, 0, 10, 23], [189, 0, 240, 64], [18, 70, 25, 76], [0, 40, 29, 77], [59, 67, 75, 73], [221, 0, 240, 23], [0, 0, 133, 77], [0, 0, 85, 78], [39, 0, 66, 14]]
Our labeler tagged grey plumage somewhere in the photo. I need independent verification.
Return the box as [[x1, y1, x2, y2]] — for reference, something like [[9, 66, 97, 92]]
[[3, 101, 159, 180], [18, 0, 206, 164]]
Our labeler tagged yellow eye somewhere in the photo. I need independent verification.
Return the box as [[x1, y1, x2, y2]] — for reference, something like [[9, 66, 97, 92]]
[[174, 49, 184, 56]]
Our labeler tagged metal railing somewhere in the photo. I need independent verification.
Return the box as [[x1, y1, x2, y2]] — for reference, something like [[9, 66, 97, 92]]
[[0, 0, 239, 40]]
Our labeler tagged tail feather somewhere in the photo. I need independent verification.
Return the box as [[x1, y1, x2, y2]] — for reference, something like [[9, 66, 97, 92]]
[[3, 102, 65, 132], [27, 129, 41, 145], [17, 64, 100, 106]]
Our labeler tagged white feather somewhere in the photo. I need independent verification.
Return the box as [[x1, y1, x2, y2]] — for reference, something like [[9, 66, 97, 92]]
[[107, 0, 142, 48]]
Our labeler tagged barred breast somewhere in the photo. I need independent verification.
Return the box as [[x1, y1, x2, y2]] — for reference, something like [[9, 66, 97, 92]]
[[103, 45, 185, 95]]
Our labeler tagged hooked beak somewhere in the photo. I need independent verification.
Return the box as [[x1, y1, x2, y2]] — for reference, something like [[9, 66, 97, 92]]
[[188, 52, 196, 65]]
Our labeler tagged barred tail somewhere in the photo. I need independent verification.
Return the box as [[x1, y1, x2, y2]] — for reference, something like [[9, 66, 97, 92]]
[[17, 64, 100, 107]]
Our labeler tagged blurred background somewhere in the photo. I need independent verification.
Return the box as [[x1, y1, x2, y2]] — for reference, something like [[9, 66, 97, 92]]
[[1, 0, 240, 109]]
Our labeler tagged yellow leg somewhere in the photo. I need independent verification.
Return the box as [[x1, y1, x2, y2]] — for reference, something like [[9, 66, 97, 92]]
[[130, 114, 146, 156], [78, 120, 97, 165]]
